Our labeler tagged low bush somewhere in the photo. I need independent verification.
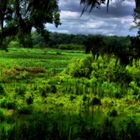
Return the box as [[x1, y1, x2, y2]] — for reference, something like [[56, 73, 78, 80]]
[[8, 40, 20, 48], [64, 55, 93, 78]]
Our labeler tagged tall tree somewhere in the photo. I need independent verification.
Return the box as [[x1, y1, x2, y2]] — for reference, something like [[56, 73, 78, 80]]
[[0, 0, 60, 48]]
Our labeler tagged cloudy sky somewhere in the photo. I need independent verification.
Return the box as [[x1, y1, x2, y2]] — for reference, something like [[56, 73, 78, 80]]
[[47, 0, 138, 36]]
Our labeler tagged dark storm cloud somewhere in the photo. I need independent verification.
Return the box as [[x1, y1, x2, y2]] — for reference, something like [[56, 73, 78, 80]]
[[47, 0, 138, 36]]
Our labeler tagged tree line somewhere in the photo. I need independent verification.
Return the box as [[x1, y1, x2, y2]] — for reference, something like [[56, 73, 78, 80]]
[[0, 0, 140, 49]]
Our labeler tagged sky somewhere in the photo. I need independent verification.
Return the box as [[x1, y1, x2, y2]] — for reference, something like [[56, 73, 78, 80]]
[[47, 0, 138, 36]]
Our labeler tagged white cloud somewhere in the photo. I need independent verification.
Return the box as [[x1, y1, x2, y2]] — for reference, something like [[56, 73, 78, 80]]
[[47, 0, 138, 36], [60, 11, 79, 19]]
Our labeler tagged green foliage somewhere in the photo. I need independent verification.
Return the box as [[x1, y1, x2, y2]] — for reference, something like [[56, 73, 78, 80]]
[[0, 48, 140, 139], [15, 86, 26, 96], [8, 40, 20, 48], [0, 84, 5, 95], [58, 44, 84, 50], [64, 55, 93, 77], [0, 0, 60, 48], [47, 32, 87, 47], [0, 98, 16, 109], [101, 81, 122, 98]]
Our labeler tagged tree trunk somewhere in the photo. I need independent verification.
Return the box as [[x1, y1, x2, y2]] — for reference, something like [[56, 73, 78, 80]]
[[18, 28, 33, 48], [135, 0, 140, 9]]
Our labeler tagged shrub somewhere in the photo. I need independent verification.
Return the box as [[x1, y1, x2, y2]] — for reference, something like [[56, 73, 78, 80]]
[[101, 82, 122, 98], [8, 40, 20, 48], [64, 55, 93, 78], [90, 56, 130, 83], [129, 81, 140, 95]]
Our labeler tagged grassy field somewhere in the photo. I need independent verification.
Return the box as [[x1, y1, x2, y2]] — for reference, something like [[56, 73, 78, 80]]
[[0, 48, 140, 140]]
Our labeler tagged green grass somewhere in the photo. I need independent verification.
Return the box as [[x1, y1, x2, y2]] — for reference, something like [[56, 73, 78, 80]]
[[0, 48, 84, 70], [0, 47, 140, 139]]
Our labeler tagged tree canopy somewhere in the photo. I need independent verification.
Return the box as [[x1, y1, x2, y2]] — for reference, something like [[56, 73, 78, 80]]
[[0, 0, 60, 48]]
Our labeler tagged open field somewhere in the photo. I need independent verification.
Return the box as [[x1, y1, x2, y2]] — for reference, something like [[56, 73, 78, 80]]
[[0, 48, 140, 139]]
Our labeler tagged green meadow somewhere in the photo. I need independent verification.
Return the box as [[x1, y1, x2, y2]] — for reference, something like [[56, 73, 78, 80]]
[[0, 47, 140, 139]]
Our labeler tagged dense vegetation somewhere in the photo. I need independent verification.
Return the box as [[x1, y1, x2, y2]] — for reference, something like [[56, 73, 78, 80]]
[[0, 0, 60, 48], [0, 47, 140, 139], [1, 0, 140, 139]]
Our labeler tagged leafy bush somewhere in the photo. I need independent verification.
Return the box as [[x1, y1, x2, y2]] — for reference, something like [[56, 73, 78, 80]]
[[8, 40, 20, 48], [128, 81, 140, 95], [64, 55, 93, 78], [126, 64, 140, 82], [64, 55, 131, 84], [101, 81, 122, 98], [90, 55, 130, 83]]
